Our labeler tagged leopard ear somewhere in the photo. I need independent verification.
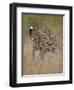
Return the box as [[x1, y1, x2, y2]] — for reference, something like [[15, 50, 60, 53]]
[[30, 26, 33, 30], [29, 26, 34, 37]]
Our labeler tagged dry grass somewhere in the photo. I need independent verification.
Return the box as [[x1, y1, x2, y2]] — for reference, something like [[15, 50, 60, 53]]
[[22, 14, 63, 75]]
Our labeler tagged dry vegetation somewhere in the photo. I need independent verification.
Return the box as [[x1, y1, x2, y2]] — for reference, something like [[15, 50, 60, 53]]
[[22, 14, 63, 75]]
